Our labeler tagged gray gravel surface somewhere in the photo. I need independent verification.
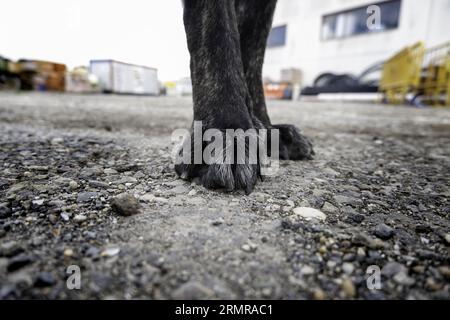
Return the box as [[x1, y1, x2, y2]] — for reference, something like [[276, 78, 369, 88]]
[[0, 92, 449, 299]]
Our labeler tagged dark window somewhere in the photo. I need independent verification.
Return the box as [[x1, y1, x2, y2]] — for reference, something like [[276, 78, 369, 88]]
[[321, 0, 401, 40], [267, 25, 287, 48]]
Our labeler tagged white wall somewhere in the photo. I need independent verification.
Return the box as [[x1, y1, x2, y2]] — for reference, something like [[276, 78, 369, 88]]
[[264, 0, 450, 86]]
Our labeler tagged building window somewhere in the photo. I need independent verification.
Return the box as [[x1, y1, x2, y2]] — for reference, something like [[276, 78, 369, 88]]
[[267, 25, 287, 48], [321, 0, 401, 40]]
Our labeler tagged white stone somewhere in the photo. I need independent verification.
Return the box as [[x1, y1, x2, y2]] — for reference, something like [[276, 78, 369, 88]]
[[292, 207, 326, 221]]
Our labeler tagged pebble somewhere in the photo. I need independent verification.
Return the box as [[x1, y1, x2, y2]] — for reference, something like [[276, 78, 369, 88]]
[[101, 247, 120, 257], [438, 266, 450, 280], [342, 263, 355, 275], [73, 214, 87, 222], [292, 207, 326, 221], [0, 241, 24, 257], [34, 272, 56, 287], [382, 262, 407, 277], [110, 194, 141, 216], [50, 137, 64, 145], [169, 185, 190, 195], [211, 218, 224, 226], [341, 278, 356, 298], [63, 248, 74, 257], [357, 248, 366, 257], [393, 272, 415, 286], [373, 223, 395, 240], [313, 289, 326, 300], [89, 180, 109, 188], [77, 192, 98, 203], [7, 255, 35, 272], [187, 189, 197, 196], [322, 202, 338, 214], [444, 233, 450, 245], [172, 281, 214, 300], [69, 180, 79, 190], [141, 194, 169, 203], [241, 242, 257, 253], [300, 265, 315, 276]]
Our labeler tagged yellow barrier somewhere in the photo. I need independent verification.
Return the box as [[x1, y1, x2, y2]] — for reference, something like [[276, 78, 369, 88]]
[[421, 42, 450, 106], [380, 42, 425, 104]]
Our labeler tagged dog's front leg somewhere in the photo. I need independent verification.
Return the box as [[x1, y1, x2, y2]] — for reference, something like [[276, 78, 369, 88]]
[[176, 0, 261, 194]]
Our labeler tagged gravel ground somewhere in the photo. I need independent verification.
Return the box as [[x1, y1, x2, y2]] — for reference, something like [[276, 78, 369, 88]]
[[0, 92, 449, 300]]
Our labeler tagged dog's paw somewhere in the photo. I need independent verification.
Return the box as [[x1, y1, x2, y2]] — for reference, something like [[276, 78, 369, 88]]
[[174, 128, 261, 194], [273, 124, 315, 160]]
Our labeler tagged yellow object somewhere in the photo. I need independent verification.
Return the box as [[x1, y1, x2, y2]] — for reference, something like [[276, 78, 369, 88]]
[[421, 42, 450, 106], [380, 42, 425, 104]]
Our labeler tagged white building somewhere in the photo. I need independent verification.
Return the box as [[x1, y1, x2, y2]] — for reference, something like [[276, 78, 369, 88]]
[[264, 0, 450, 86]]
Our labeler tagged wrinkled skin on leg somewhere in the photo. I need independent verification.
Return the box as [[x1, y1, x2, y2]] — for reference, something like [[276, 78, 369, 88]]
[[176, 0, 314, 194]]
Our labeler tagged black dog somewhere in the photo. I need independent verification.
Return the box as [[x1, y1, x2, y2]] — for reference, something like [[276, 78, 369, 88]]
[[176, 0, 314, 194]]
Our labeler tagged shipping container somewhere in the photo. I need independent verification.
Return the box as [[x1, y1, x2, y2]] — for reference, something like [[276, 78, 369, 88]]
[[90, 60, 158, 95]]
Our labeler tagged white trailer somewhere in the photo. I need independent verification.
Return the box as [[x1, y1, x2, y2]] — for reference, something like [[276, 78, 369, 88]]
[[90, 60, 159, 95]]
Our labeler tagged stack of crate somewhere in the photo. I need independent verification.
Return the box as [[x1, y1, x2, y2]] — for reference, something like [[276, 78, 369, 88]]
[[18, 60, 66, 91], [380, 41, 450, 107], [421, 42, 450, 106]]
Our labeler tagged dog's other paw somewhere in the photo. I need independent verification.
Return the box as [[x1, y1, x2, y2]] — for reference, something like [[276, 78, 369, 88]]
[[273, 124, 315, 160]]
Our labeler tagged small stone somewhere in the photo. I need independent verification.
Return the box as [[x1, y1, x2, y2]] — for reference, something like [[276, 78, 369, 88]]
[[7, 255, 34, 272], [77, 192, 98, 203], [34, 272, 56, 287], [60, 212, 70, 222], [382, 262, 407, 278], [187, 189, 197, 196], [313, 289, 326, 300], [104, 168, 118, 175], [85, 246, 100, 257], [211, 218, 224, 226], [300, 265, 315, 276], [0, 241, 24, 257], [110, 194, 141, 216], [169, 185, 190, 195], [393, 272, 415, 286], [0, 203, 12, 218], [438, 266, 450, 280], [89, 180, 109, 188], [333, 195, 357, 206], [51, 137, 64, 144], [342, 263, 355, 275], [69, 181, 79, 190], [101, 247, 120, 257], [172, 281, 214, 300], [357, 248, 366, 257], [373, 223, 394, 240], [322, 202, 338, 214], [412, 265, 426, 274], [73, 214, 87, 222], [32, 199, 44, 206], [252, 192, 268, 202], [241, 242, 257, 253], [424, 277, 442, 291], [415, 224, 431, 234], [64, 248, 74, 257], [141, 194, 168, 203], [341, 278, 356, 298], [292, 207, 326, 221], [444, 234, 450, 245]]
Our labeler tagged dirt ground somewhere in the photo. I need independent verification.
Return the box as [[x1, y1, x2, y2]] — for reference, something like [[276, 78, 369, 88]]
[[0, 92, 449, 300]]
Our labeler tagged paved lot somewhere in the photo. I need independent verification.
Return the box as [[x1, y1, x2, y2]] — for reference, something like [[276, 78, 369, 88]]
[[0, 92, 449, 299]]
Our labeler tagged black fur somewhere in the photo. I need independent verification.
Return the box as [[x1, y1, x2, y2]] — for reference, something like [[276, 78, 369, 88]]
[[176, 0, 314, 194]]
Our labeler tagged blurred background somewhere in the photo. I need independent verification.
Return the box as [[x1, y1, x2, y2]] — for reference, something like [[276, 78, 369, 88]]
[[1, 0, 450, 106]]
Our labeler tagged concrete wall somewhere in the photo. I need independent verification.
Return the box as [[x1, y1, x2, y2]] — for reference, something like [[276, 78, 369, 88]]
[[263, 0, 450, 86]]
